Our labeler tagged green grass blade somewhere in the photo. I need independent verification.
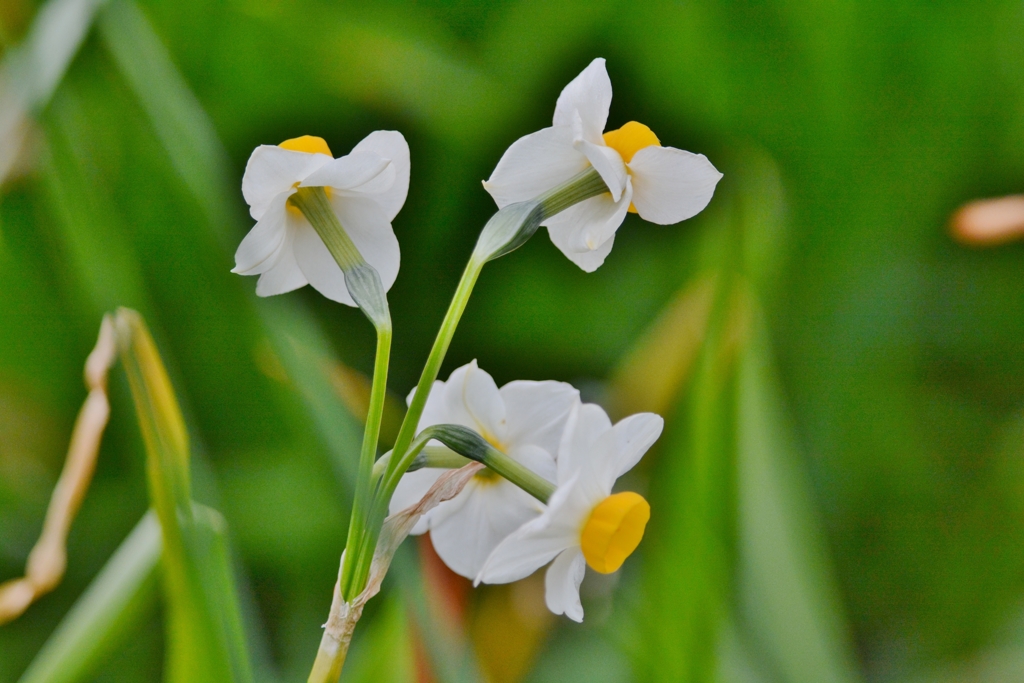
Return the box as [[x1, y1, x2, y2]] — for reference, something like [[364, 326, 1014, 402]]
[[633, 279, 741, 683], [735, 306, 861, 683], [390, 544, 485, 683], [192, 504, 256, 683], [0, 0, 107, 183], [115, 310, 251, 683], [96, 0, 231, 234], [18, 512, 161, 683]]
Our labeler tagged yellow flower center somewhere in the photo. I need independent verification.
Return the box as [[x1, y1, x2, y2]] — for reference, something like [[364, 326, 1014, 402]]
[[602, 121, 660, 163], [279, 135, 333, 156], [602, 122, 660, 214], [580, 491, 650, 574]]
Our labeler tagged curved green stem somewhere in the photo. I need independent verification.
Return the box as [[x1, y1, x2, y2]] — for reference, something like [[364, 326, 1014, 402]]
[[389, 255, 485, 475]]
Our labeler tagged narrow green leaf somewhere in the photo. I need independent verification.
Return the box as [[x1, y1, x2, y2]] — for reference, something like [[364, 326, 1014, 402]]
[[115, 310, 251, 683], [18, 512, 161, 683], [633, 277, 742, 683], [192, 504, 256, 683], [391, 543, 485, 683], [735, 306, 861, 683], [115, 310, 192, 532], [96, 0, 231, 233], [0, 0, 107, 184]]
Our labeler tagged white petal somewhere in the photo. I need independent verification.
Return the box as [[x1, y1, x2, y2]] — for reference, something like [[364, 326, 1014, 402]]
[[430, 478, 544, 579], [476, 473, 590, 585], [557, 402, 613, 484], [409, 380, 447, 432], [607, 412, 664, 481], [628, 146, 723, 225], [552, 233, 615, 273], [329, 195, 401, 293], [242, 145, 331, 220], [576, 139, 627, 202], [476, 515, 571, 585], [300, 151, 395, 194], [483, 126, 588, 208], [352, 130, 411, 222], [389, 467, 445, 535], [444, 361, 507, 444], [552, 58, 612, 145], [232, 192, 290, 275], [545, 548, 586, 622], [292, 222, 353, 305], [429, 365, 476, 430], [500, 380, 579, 456], [254, 230, 307, 297], [544, 181, 631, 271]]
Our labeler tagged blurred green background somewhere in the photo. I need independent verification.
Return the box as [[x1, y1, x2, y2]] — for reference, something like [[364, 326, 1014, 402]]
[[2, 1, 1024, 682]]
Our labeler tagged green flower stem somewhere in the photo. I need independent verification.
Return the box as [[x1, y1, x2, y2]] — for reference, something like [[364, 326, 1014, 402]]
[[388, 255, 486, 472], [340, 169, 611, 600], [339, 324, 391, 603], [343, 256, 486, 600], [375, 166, 606, 486], [472, 169, 608, 263], [291, 185, 394, 606], [308, 642, 346, 683]]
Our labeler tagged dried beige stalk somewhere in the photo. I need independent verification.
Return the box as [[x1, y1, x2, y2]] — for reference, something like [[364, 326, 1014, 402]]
[[0, 315, 118, 624]]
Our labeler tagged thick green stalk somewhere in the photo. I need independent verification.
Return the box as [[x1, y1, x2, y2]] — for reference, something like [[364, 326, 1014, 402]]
[[308, 646, 346, 683]]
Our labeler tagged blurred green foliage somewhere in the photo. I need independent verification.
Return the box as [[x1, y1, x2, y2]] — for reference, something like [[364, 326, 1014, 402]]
[[1, 1, 1024, 682]]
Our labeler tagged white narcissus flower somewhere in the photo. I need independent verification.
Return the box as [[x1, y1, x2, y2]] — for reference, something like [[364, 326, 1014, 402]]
[[233, 132, 410, 304], [476, 402, 663, 622], [483, 58, 722, 272], [389, 361, 579, 579]]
